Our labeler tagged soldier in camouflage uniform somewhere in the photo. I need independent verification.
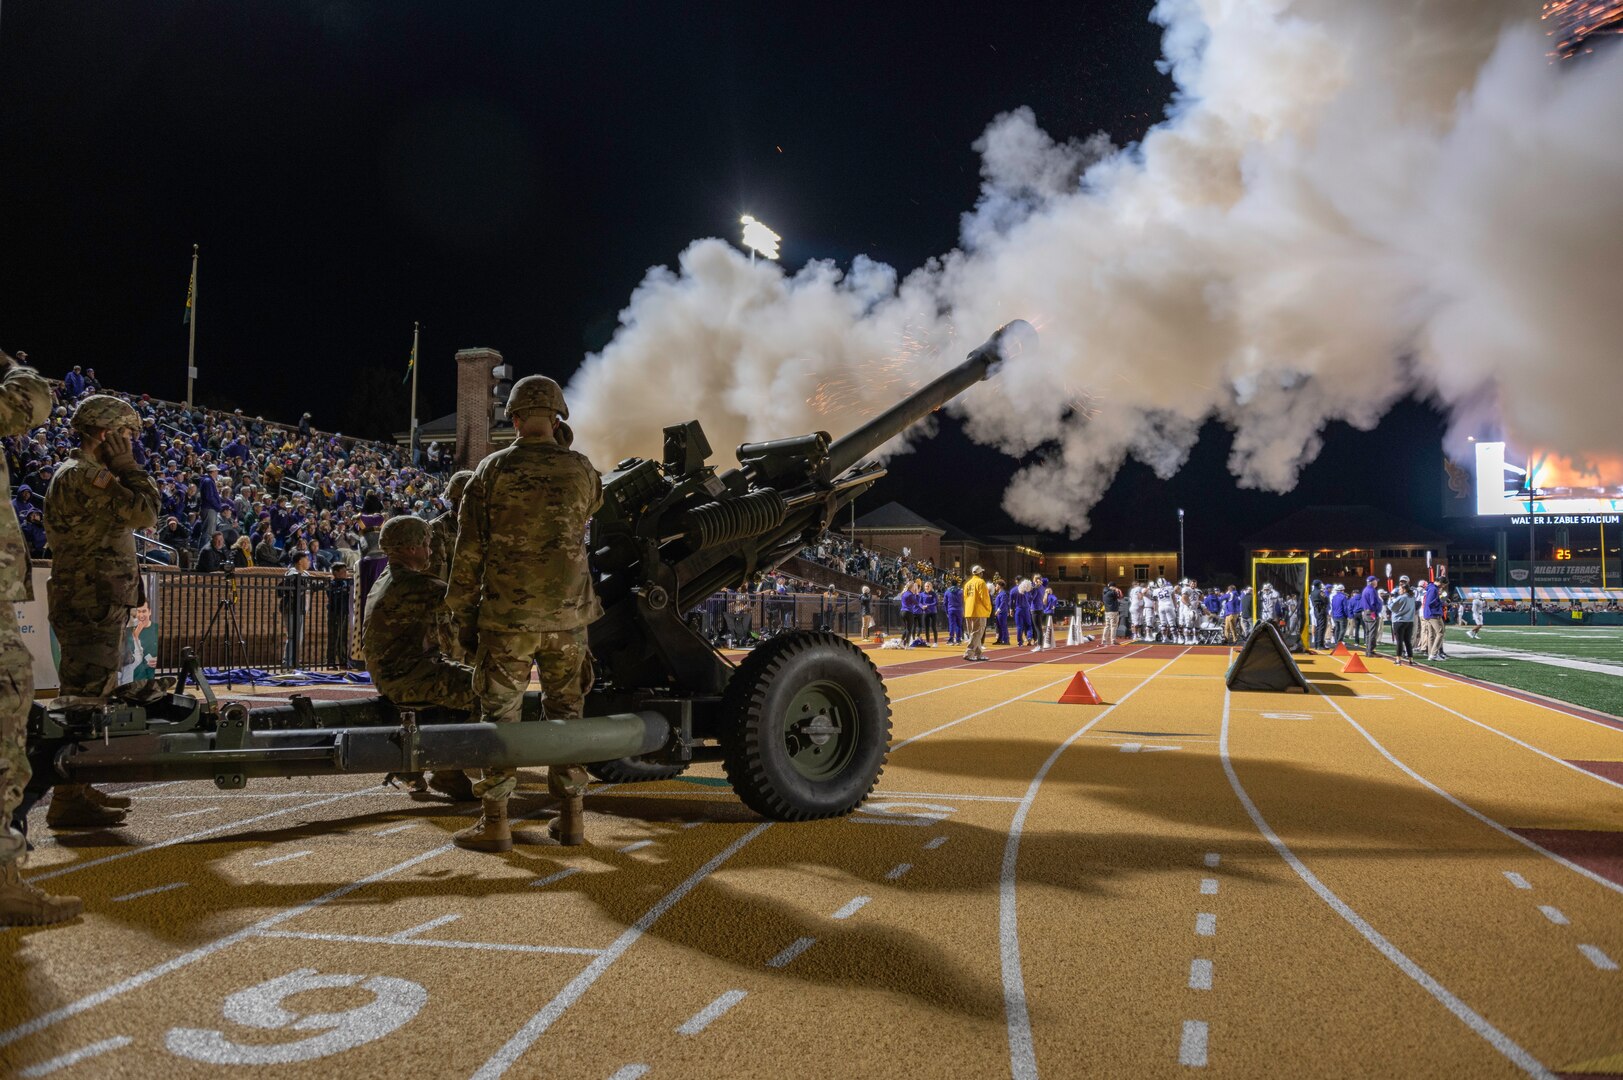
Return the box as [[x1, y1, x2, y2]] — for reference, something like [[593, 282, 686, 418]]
[[363, 515, 476, 801], [427, 469, 473, 581], [43, 394, 161, 829], [445, 375, 601, 851], [0, 350, 84, 925]]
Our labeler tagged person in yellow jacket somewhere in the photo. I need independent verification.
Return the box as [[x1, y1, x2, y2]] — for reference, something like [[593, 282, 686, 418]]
[[962, 565, 993, 661]]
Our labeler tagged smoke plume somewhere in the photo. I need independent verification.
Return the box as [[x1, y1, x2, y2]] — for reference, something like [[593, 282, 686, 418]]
[[568, 0, 1623, 536]]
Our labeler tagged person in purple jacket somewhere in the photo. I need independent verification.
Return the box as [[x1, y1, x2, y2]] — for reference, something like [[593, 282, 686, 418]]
[[1420, 576, 1450, 660], [1328, 584, 1348, 645], [1015, 579, 1035, 646], [196, 462, 225, 543], [920, 581, 940, 645], [1360, 575, 1384, 657], [1032, 576, 1059, 652], [896, 580, 919, 645], [944, 581, 965, 645], [993, 578, 1010, 644]]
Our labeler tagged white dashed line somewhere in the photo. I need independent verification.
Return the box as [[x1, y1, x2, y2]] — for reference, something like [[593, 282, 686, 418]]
[[1504, 871, 1532, 890], [767, 936, 817, 969], [617, 840, 654, 854], [1195, 913, 1216, 937], [111, 882, 187, 903], [1199, 878, 1218, 895], [676, 990, 748, 1035], [19, 1036, 133, 1077], [831, 896, 871, 920], [1204, 852, 1220, 868], [923, 836, 949, 850], [681, 821, 706, 829], [392, 914, 461, 940], [1179, 1020, 1209, 1067], [531, 867, 584, 888], [374, 821, 420, 836], [165, 807, 219, 819], [1188, 959, 1213, 990], [885, 863, 913, 881], [1579, 945, 1618, 971], [256, 929, 602, 955], [252, 849, 313, 867], [1538, 905, 1570, 926], [607, 1067, 649, 1080]]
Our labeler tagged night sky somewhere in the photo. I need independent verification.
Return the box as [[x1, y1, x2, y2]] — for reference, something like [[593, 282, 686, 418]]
[[0, 2, 1471, 578]]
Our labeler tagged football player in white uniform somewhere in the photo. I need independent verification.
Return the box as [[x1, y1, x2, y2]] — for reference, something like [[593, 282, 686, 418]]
[[1154, 577, 1176, 643]]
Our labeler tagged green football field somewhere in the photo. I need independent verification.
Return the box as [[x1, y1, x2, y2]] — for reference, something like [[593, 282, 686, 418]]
[[1462, 625, 1623, 664]]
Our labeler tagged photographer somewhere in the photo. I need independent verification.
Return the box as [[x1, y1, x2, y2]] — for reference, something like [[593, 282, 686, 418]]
[[195, 530, 230, 573]]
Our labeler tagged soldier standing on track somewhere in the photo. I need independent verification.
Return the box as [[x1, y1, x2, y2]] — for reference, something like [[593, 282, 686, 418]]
[[0, 350, 83, 925], [446, 375, 602, 852], [41, 394, 161, 830], [427, 469, 474, 582]]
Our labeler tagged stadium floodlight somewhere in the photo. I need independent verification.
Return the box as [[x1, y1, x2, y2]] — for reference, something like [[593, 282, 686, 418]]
[[740, 215, 781, 262]]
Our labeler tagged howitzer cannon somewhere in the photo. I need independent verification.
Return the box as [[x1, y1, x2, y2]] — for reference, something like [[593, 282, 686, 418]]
[[18, 321, 1029, 830]]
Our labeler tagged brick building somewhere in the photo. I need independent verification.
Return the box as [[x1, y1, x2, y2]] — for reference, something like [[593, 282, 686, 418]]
[[1243, 505, 1451, 591]]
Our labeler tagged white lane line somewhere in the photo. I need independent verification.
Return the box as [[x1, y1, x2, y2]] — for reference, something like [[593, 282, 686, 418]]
[[1308, 680, 1623, 898], [1369, 672, 1623, 791], [617, 840, 654, 854], [26, 789, 376, 884], [1538, 905, 1570, 926], [374, 821, 420, 836], [471, 822, 772, 1079], [1195, 913, 1216, 937], [1220, 685, 1556, 1079], [165, 807, 220, 819], [681, 821, 706, 828], [392, 914, 461, 940], [923, 836, 949, 850], [607, 1067, 649, 1080], [885, 863, 913, 881], [1579, 944, 1619, 971], [676, 990, 748, 1035], [1398, 666, 1623, 734], [831, 896, 871, 920], [1001, 651, 1186, 1080], [1204, 852, 1220, 868], [767, 936, 817, 969], [874, 791, 1024, 803], [1188, 959, 1213, 990], [1504, 871, 1532, 890], [531, 867, 584, 888], [252, 849, 313, 867], [135, 792, 342, 800], [895, 646, 1154, 752], [18, 1036, 133, 1077], [111, 882, 188, 903], [256, 929, 601, 955], [1179, 1020, 1209, 1067], [1199, 878, 1219, 895]]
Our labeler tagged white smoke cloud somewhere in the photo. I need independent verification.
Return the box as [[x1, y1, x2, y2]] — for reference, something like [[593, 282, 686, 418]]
[[568, 0, 1623, 536]]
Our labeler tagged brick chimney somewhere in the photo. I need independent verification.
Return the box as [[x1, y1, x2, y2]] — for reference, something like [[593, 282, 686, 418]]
[[454, 347, 501, 469]]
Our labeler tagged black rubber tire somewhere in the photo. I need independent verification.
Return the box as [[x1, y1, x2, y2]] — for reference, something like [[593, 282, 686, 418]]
[[586, 756, 691, 783], [721, 631, 891, 821]]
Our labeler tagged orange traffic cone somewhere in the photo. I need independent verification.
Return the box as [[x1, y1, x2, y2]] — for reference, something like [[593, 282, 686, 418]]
[[1058, 671, 1103, 705], [1341, 653, 1370, 674], [1331, 641, 1351, 657]]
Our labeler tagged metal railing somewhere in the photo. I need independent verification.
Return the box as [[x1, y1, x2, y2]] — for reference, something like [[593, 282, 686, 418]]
[[152, 567, 355, 673]]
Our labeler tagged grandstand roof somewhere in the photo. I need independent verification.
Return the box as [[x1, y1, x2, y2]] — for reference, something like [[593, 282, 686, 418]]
[[932, 519, 985, 543], [1243, 505, 1450, 549], [850, 502, 944, 533]]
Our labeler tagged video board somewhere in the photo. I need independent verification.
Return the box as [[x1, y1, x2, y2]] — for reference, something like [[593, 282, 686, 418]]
[[1473, 442, 1623, 520]]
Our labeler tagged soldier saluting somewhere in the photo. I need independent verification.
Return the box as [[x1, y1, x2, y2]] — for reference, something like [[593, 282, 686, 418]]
[[445, 375, 602, 851]]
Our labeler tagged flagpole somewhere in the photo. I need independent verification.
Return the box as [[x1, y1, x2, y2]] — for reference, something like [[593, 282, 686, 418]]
[[409, 320, 420, 461], [186, 244, 198, 408]]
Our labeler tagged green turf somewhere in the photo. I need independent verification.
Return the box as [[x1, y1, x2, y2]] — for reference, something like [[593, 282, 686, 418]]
[[1411, 655, 1623, 718], [1464, 626, 1623, 664]]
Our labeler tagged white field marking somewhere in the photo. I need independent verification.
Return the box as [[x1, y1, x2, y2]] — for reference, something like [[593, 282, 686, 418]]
[[392, 914, 461, 940], [531, 866, 584, 888], [1195, 913, 1217, 937], [1001, 651, 1187, 1080], [883, 641, 1141, 686], [868, 790, 1024, 803], [111, 882, 188, 903], [1188, 959, 1213, 991], [607, 1067, 649, 1080], [26, 789, 376, 884], [1538, 905, 1570, 926], [1118, 742, 1143, 752], [767, 936, 817, 969], [1204, 853, 1220, 868], [251, 849, 313, 867], [1579, 945, 1619, 971], [1220, 686, 1556, 1079], [923, 836, 949, 851], [1179, 1020, 1209, 1067], [470, 822, 772, 1080], [1368, 672, 1623, 792], [254, 929, 602, 955], [1504, 871, 1532, 890], [831, 896, 871, 920], [1308, 680, 1623, 899], [1405, 666, 1623, 734], [135, 792, 342, 800], [681, 821, 706, 828], [1079, 733, 1217, 742], [18, 1036, 133, 1077], [1200, 878, 1219, 895], [676, 990, 748, 1035], [617, 840, 654, 854], [885, 863, 913, 881], [373, 821, 420, 836], [166, 807, 220, 819]]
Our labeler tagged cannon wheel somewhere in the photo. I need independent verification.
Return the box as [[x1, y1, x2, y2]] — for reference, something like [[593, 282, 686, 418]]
[[720, 631, 890, 821], [587, 756, 690, 783]]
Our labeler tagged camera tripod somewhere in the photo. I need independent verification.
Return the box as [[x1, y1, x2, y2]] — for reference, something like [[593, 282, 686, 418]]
[[192, 591, 258, 692]]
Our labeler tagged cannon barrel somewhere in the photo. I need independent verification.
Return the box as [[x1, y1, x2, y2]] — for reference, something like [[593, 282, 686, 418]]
[[824, 319, 1032, 478]]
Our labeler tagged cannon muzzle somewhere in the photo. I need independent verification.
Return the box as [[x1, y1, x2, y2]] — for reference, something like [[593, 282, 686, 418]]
[[824, 319, 1032, 477]]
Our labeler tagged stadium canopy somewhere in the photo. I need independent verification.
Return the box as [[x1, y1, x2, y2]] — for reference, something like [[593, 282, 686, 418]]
[[1460, 586, 1618, 601]]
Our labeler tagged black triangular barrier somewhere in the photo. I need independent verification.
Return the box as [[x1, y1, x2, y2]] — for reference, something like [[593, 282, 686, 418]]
[[1225, 621, 1311, 692]]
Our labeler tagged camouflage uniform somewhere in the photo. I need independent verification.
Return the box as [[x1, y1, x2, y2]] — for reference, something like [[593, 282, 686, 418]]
[[426, 469, 473, 582], [363, 565, 476, 712], [445, 429, 602, 806]]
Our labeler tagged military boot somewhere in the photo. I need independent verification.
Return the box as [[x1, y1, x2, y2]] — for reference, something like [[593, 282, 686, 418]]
[[80, 786, 132, 811], [548, 795, 586, 847], [46, 785, 128, 829], [452, 798, 512, 853], [427, 771, 475, 802], [0, 860, 83, 926]]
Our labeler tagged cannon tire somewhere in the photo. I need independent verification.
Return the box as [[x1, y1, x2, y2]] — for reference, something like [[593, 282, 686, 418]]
[[586, 756, 690, 783], [721, 631, 890, 821]]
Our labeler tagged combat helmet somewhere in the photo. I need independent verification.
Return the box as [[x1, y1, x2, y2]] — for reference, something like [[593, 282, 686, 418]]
[[379, 514, 430, 553], [505, 375, 568, 420], [71, 394, 140, 433], [445, 469, 475, 505]]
